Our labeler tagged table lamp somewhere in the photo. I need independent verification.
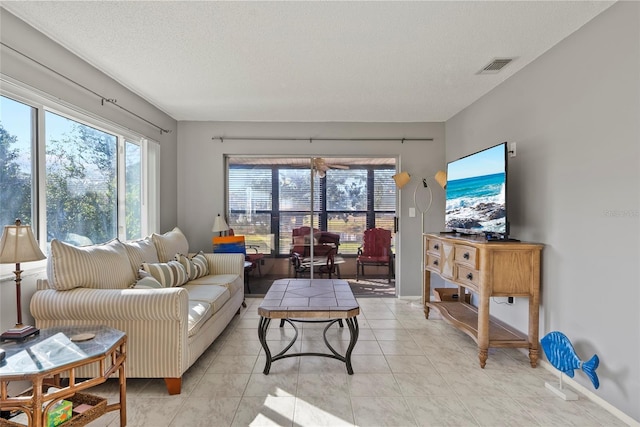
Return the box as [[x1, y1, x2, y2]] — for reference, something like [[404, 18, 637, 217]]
[[0, 219, 46, 341], [211, 214, 229, 237]]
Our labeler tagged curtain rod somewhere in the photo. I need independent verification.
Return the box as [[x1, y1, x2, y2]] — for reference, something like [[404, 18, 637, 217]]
[[1, 42, 172, 135], [212, 137, 434, 142]]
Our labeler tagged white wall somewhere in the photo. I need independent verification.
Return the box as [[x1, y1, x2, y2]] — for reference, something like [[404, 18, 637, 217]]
[[446, 2, 639, 421], [0, 9, 179, 332], [177, 121, 445, 297]]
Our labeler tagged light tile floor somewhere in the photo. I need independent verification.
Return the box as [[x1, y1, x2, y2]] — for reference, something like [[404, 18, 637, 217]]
[[87, 298, 628, 426]]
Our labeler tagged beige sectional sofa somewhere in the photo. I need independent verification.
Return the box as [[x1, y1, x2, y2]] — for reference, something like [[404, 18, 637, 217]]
[[30, 228, 244, 395]]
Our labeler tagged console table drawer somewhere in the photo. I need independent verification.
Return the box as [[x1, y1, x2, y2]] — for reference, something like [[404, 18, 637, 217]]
[[456, 265, 480, 290], [426, 238, 442, 254], [425, 254, 442, 273], [454, 245, 478, 268]]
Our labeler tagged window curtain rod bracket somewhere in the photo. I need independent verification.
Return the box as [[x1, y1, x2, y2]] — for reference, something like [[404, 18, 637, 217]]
[[1, 41, 172, 136]]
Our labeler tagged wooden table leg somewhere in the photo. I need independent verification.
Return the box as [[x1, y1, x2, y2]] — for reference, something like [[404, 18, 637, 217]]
[[477, 288, 490, 368], [32, 376, 44, 427], [119, 344, 127, 426]]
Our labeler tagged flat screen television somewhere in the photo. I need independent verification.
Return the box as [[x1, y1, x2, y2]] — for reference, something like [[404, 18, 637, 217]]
[[445, 142, 508, 238]]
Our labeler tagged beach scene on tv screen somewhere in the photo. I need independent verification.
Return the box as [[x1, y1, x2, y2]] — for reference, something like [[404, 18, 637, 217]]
[[445, 144, 506, 234]]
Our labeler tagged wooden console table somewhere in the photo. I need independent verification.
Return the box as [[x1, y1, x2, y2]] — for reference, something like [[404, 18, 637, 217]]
[[0, 325, 126, 427], [422, 233, 543, 368]]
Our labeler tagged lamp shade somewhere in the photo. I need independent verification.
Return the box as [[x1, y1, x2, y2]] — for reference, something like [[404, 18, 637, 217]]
[[392, 171, 411, 189], [211, 214, 229, 233], [434, 170, 447, 189], [0, 220, 46, 264]]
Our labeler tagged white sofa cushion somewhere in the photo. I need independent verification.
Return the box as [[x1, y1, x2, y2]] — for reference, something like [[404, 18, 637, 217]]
[[182, 283, 231, 314], [187, 300, 213, 337], [175, 251, 209, 280], [141, 261, 189, 287], [121, 237, 159, 273], [47, 239, 136, 291], [186, 274, 242, 296], [152, 227, 189, 263]]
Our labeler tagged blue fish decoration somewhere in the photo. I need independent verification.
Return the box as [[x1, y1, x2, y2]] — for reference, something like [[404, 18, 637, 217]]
[[541, 331, 600, 389]]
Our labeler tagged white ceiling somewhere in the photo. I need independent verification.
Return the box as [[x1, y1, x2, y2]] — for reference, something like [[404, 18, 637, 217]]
[[2, 1, 614, 122]]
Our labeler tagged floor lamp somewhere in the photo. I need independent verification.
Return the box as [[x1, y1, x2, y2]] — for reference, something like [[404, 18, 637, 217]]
[[393, 171, 446, 307], [0, 219, 46, 342], [414, 170, 447, 235]]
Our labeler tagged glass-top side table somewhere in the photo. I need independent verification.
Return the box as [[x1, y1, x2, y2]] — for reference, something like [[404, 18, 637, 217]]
[[0, 325, 126, 427]]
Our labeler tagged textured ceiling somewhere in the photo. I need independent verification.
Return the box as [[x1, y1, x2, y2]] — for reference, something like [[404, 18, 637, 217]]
[[2, 1, 614, 122]]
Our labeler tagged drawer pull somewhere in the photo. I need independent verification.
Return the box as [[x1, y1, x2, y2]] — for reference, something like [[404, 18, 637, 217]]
[[433, 260, 439, 266], [466, 272, 473, 280], [463, 252, 470, 260], [433, 244, 439, 250]]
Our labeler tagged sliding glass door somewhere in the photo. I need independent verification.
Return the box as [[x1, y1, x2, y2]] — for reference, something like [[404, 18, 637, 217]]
[[226, 156, 397, 279]]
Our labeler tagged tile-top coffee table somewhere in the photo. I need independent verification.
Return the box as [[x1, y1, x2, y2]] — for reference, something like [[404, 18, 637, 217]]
[[257, 278, 360, 375]]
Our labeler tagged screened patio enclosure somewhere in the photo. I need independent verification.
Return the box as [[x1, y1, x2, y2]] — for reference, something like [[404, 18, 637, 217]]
[[226, 156, 398, 279]]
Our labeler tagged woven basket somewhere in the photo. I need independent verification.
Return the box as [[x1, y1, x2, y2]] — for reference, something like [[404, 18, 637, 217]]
[[64, 393, 107, 426], [0, 392, 106, 427]]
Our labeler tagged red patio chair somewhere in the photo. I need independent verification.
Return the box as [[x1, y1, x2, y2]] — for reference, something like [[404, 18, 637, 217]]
[[356, 228, 394, 283]]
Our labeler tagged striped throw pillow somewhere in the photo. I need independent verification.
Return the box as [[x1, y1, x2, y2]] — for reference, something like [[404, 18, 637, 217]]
[[175, 251, 209, 280], [141, 260, 189, 287], [121, 237, 159, 274], [152, 227, 189, 263], [132, 276, 164, 289], [47, 239, 136, 291]]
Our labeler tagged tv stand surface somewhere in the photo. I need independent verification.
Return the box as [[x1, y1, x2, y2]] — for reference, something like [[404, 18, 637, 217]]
[[486, 235, 520, 242], [440, 230, 476, 236], [438, 230, 459, 235], [422, 233, 543, 368]]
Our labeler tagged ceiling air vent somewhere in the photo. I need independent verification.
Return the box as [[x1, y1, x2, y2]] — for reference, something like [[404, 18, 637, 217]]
[[478, 58, 514, 74]]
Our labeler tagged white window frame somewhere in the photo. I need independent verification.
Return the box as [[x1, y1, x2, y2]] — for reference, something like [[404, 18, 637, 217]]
[[0, 76, 160, 254]]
